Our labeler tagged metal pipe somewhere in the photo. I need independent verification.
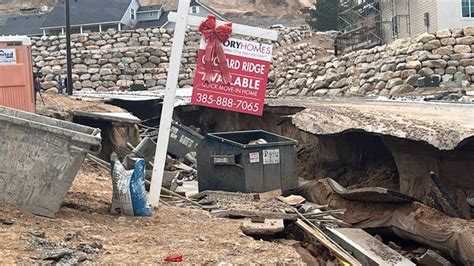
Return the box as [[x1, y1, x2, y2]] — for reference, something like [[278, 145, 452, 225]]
[[65, 0, 73, 96]]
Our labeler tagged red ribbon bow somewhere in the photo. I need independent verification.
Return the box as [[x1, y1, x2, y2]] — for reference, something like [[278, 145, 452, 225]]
[[199, 15, 233, 84]]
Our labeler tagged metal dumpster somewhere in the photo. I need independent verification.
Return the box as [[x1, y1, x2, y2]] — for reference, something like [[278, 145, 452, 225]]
[[146, 121, 204, 163], [197, 130, 298, 193], [0, 105, 101, 217]]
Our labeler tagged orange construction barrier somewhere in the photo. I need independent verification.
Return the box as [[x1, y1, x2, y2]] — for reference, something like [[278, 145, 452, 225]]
[[0, 36, 35, 113]]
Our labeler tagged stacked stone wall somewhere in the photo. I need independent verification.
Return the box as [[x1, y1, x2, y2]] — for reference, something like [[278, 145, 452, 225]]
[[269, 27, 474, 97], [31, 26, 314, 91], [31, 26, 474, 97]]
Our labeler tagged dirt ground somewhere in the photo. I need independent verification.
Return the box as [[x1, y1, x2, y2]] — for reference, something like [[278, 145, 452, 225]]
[[37, 92, 124, 113], [0, 161, 303, 264]]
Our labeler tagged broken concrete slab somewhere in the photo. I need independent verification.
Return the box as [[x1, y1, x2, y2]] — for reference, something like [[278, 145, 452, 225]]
[[300, 179, 474, 265], [72, 111, 141, 124], [326, 227, 415, 266], [267, 98, 474, 151], [326, 178, 417, 204], [241, 218, 284, 235], [418, 250, 455, 266]]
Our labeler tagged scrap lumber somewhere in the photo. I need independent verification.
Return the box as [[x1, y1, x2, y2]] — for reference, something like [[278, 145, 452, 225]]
[[213, 209, 298, 221], [303, 209, 347, 218], [87, 154, 191, 206], [295, 219, 361, 266]]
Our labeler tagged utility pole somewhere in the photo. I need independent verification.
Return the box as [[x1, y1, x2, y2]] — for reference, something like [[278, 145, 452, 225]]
[[65, 0, 73, 95]]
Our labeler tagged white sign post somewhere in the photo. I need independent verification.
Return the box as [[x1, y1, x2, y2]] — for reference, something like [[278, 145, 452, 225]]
[[148, 0, 279, 207]]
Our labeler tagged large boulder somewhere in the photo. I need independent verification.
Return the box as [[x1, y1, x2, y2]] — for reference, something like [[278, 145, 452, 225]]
[[423, 40, 441, 50], [405, 60, 422, 70], [453, 45, 472, 53], [386, 78, 403, 89], [463, 26, 474, 36], [422, 59, 447, 68], [390, 84, 415, 95], [436, 29, 452, 38], [416, 33, 436, 43]]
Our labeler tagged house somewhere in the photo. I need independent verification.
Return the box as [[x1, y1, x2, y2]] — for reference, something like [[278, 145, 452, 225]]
[[338, 0, 474, 50], [0, 14, 47, 36], [40, 0, 140, 35], [136, 7, 171, 29], [380, 0, 474, 44], [0, 0, 227, 36], [156, 0, 228, 29]]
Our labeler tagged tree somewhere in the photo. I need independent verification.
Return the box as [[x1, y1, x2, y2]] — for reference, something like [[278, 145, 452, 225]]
[[307, 0, 339, 31]]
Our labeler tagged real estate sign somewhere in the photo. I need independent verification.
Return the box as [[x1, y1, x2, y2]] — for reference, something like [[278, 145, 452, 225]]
[[0, 49, 16, 64], [192, 37, 273, 116]]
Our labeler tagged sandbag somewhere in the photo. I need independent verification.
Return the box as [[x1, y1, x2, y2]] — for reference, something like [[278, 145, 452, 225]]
[[111, 154, 152, 216]]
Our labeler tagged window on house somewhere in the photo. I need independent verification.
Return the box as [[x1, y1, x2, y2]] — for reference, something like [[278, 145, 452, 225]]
[[190, 6, 200, 14], [391, 16, 398, 37], [462, 0, 474, 17], [131, 8, 135, 20]]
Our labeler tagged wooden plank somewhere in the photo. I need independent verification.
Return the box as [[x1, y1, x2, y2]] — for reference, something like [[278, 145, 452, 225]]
[[168, 12, 279, 41], [295, 219, 361, 266], [214, 209, 298, 221], [149, 0, 191, 206]]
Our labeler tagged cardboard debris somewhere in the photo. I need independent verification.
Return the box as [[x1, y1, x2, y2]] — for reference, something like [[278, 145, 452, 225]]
[[277, 195, 306, 206]]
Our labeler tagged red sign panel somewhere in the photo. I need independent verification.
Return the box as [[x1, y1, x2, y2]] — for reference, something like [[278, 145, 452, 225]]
[[192, 37, 273, 116]]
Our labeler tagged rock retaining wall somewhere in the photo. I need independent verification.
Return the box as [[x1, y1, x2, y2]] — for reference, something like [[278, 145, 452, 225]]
[[32, 26, 474, 97], [268, 27, 474, 97], [31, 27, 314, 91]]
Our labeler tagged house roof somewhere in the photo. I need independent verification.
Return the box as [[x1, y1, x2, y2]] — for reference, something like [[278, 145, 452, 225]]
[[41, 0, 132, 29], [191, 0, 227, 21], [138, 5, 163, 13], [136, 10, 171, 29], [0, 14, 47, 36]]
